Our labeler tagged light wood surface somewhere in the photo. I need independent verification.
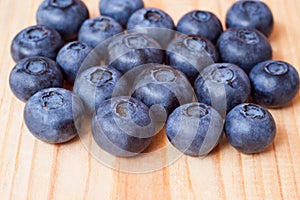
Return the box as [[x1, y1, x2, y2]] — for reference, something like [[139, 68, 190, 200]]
[[1, 0, 300, 199]]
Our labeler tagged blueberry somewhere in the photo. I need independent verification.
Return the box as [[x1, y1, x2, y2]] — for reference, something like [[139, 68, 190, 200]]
[[78, 16, 124, 49], [177, 10, 223, 44], [106, 33, 164, 74], [226, 0, 274, 37], [249, 60, 300, 108], [92, 96, 156, 157], [225, 103, 276, 154], [11, 25, 64, 62], [216, 28, 272, 73], [194, 63, 251, 115], [127, 8, 175, 47], [166, 103, 224, 156], [73, 66, 127, 115], [9, 57, 64, 102], [24, 88, 84, 143], [166, 35, 219, 83], [56, 41, 100, 84], [132, 65, 194, 115], [36, 0, 89, 41], [99, 0, 144, 28]]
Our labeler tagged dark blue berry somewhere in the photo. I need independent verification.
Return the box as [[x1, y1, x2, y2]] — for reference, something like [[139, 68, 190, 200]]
[[226, 0, 274, 37], [106, 33, 164, 74], [177, 10, 223, 44], [56, 41, 100, 84], [73, 66, 127, 115], [132, 65, 194, 115], [78, 16, 124, 49], [166, 103, 224, 156], [127, 8, 175, 47], [166, 35, 219, 83], [249, 60, 300, 108], [36, 0, 89, 41], [11, 25, 64, 62], [225, 103, 276, 154], [24, 88, 84, 143], [9, 57, 64, 102], [92, 96, 156, 157], [216, 28, 272, 73], [194, 63, 251, 115], [99, 0, 144, 28]]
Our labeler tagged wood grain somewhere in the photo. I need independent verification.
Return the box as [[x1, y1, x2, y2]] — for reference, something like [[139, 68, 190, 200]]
[[1, 0, 300, 199]]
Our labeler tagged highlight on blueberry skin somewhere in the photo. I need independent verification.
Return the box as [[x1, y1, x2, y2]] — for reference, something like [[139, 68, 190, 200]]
[[73, 66, 127, 115], [92, 96, 156, 157], [225, 103, 276, 154], [166, 103, 224, 157], [166, 34, 219, 83], [36, 0, 89, 41], [216, 27, 272, 74], [127, 8, 176, 47], [194, 63, 251, 115], [9, 56, 64, 102], [56, 41, 99, 84], [177, 10, 223, 44], [24, 88, 84, 144], [106, 33, 164, 74], [11, 25, 64, 62], [249, 60, 300, 108], [78, 16, 124, 49], [99, 0, 144, 28], [131, 64, 194, 115], [226, 0, 274, 37]]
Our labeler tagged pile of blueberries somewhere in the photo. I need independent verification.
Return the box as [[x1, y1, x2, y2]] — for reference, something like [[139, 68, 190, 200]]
[[9, 0, 300, 157]]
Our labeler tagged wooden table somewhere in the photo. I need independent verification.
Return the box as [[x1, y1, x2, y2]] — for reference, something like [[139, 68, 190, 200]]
[[1, 0, 300, 199]]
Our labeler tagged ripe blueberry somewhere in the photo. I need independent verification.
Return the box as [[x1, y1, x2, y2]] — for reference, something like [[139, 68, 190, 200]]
[[24, 88, 84, 143], [99, 0, 144, 28], [9, 57, 64, 102], [249, 60, 300, 108], [166, 103, 224, 156], [177, 10, 223, 44], [166, 34, 219, 83], [194, 63, 251, 115], [225, 103, 276, 154], [92, 96, 156, 157], [106, 33, 164, 74], [11, 25, 64, 62], [36, 0, 89, 41], [56, 41, 100, 84], [226, 0, 274, 37], [127, 8, 175, 47], [217, 28, 272, 73]]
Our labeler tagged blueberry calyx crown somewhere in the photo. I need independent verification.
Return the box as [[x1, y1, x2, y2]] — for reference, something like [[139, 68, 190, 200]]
[[183, 37, 207, 52], [192, 11, 211, 22], [237, 30, 260, 44], [114, 100, 137, 118], [211, 66, 234, 86], [25, 27, 49, 42], [144, 10, 163, 23], [240, 104, 265, 119], [241, 1, 259, 15], [88, 68, 113, 86], [264, 61, 289, 76], [184, 104, 209, 118], [68, 42, 87, 51], [90, 18, 110, 32], [49, 0, 73, 8], [24, 58, 48, 75], [124, 35, 148, 49], [41, 91, 64, 110], [152, 68, 176, 83]]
